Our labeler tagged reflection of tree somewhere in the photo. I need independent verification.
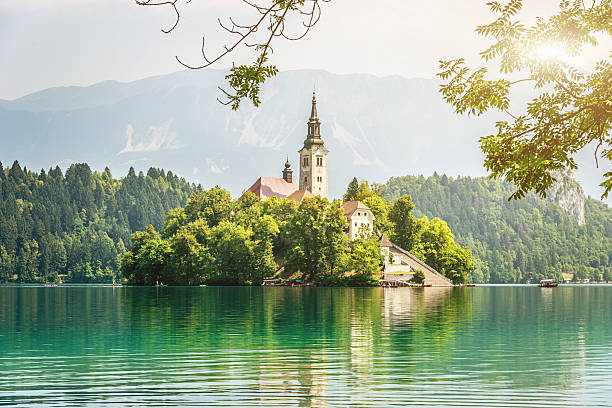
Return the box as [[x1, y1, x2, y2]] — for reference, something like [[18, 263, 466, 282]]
[[380, 287, 471, 373], [2, 286, 611, 406]]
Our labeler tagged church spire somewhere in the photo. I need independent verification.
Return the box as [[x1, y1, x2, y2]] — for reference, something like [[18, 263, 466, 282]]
[[310, 91, 318, 120], [305, 91, 322, 146]]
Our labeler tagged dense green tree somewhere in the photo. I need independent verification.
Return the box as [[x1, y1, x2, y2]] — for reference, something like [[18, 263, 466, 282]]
[[575, 265, 589, 282], [389, 195, 422, 252], [184, 187, 232, 227], [169, 226, 203, 286], [412, 270, 425, 285], [161, 207, 188, 239], [284, 197, 349, 283], [206, 220, 276, 285], [343, 177, 360, 202], [121, 189, 281, 286], [346, 236, 384, 286], [381, 172, 612, 283], [413, 217, 473, 284]]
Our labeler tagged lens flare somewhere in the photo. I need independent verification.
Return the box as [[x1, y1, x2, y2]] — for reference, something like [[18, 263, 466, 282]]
[[534, 43, 568, 61]]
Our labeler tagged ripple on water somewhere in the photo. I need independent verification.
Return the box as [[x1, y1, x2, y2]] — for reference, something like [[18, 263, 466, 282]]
[[1, 286, 612, 406]]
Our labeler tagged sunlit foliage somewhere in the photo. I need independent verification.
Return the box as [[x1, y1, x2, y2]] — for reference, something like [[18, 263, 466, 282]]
[[438, 0, 612, 200]]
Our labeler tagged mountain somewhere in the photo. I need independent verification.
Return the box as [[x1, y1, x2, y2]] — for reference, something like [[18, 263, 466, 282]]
[[2, 68, 609, 203], [380, 173, 612, 283]]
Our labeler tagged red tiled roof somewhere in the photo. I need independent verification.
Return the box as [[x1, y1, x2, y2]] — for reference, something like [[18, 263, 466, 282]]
[[341, 200, 370, 217], [246, 177, 299, 200], [379, 233, 392, 248], [287, 189, 315, 203]]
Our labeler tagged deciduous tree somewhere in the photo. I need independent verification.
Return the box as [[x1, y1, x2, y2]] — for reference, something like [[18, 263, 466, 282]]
[[438, 0, 612, 199]]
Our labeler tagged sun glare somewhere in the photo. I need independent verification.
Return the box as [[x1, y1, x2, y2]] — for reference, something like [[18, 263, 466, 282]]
[[534, 42, 568, 62]]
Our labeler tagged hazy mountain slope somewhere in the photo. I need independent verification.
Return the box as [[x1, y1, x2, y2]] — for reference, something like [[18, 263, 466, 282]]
[[0, 69, 609, 202]]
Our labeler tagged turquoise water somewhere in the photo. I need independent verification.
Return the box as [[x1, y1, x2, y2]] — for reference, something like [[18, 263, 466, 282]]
[[1, 285, 611, 407]]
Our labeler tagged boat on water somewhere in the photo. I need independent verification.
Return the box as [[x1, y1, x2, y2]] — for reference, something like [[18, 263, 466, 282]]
[[261, 279, 282, 286], [539, 279, 559, 288]]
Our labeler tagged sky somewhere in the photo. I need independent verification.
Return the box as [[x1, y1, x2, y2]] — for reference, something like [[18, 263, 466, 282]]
[[0, 0, 568, 100], [2, 0, 610, 202]]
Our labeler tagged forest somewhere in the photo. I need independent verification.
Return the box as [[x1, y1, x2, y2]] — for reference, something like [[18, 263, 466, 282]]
[[0, 161, 193, 283], [120, 178, 473, 286], [380, 173, 612, 283], [120, 190, 386, 286], [5, 157, 608, 285]]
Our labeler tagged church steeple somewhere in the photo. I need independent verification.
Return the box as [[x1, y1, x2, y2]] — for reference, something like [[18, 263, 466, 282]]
[[299, 91, 329, 198], [305, 91, 322, 146], [310, 91, 318, 120]]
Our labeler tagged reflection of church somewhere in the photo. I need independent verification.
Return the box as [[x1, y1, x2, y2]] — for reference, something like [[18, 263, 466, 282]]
[[245, 91, 328, 201]]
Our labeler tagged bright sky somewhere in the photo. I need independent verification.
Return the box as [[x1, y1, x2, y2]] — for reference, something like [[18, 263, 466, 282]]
[[2, 0, 611, 202], [0, 0, 567, 100]]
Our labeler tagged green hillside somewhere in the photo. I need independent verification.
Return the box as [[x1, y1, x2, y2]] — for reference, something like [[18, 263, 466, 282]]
[[381, 174, 612, 283], [0, 161, 193, 283]]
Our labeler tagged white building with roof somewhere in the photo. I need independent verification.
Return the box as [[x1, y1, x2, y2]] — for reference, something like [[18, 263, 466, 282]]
[[341, 201, 376, 240]]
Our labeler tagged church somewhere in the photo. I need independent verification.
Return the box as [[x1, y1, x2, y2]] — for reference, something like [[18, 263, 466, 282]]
[[244, 91, 375, 244], [245, 91, 329, 201], [243, 92, 453, 287]]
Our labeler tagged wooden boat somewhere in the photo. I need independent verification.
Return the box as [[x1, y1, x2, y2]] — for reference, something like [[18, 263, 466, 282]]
[[539, 279, 559, 288], [261, 279, 282, 286]]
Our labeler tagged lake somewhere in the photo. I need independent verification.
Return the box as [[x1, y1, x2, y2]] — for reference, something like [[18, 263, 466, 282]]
[[1, 285, 611, 407]]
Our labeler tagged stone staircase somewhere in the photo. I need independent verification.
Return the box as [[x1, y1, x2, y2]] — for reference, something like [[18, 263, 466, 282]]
[[386, 242, 454, 287]]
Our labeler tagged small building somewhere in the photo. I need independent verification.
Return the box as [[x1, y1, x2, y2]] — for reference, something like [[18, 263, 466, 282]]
[[341, 201, 376, 240]]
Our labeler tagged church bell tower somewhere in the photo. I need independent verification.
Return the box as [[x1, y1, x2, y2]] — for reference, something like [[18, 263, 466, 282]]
[[299, 91, 329, 198]]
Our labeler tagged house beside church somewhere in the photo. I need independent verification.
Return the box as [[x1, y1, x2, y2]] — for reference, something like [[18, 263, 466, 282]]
[[341, 201, 376, 240]]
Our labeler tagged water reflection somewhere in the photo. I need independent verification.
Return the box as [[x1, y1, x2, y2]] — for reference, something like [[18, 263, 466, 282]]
[[1, 286, 611, 406]]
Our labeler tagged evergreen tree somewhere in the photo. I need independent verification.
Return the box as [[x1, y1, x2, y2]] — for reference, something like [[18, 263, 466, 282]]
[[343, 177, 360, 201], [0, 161, 193, 283]]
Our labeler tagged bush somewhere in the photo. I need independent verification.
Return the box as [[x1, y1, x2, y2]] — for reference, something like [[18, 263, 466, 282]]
[[412, 270, 425, 284]]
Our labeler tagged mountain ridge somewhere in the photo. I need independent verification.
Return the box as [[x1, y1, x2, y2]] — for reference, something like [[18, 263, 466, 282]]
[[1, 68, 609, 203]]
